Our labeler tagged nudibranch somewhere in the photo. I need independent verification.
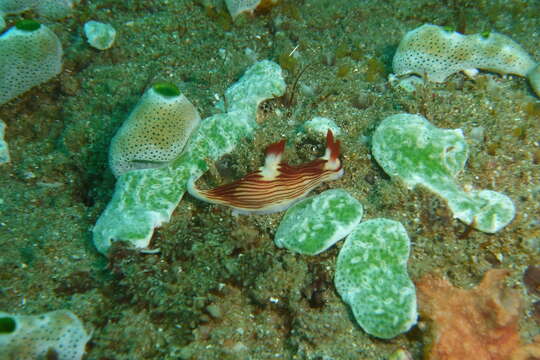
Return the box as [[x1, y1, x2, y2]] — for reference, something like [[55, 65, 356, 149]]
[[187, 130, 344, 215]]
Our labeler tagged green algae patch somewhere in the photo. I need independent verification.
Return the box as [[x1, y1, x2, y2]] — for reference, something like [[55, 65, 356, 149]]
[[372, 113, 515, 233], [335, 218, 417, 339], [15, 19, 41, 32], [0, 316, 16, 333], [92, 60, 286, 256], [274, 189, 363, 255], [152, 81, 180, 97]]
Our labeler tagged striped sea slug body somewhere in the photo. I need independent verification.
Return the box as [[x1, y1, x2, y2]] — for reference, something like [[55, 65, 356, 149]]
[[187, 130, 343, 215]]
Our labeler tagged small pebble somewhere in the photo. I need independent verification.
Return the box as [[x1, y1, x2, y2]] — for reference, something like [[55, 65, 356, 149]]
[[84, 21, 116, 50], [205, 304, 222, 318], [470, 126, 485, 143]]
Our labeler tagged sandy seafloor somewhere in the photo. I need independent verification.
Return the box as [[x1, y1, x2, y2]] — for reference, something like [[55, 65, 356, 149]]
[[1, 0, 539, 359]]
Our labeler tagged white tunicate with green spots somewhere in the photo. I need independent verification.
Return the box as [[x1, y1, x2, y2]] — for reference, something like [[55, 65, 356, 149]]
[[108, 83, 201, 177], [0, 21, 62, 105], [0, 0, 79, 19], [35, 0, 79, 19], [0, 310, 91, 360], [372, 113, 515, 233], [274, 189, 363, 255], [335, 218, 417, 339], [393, 24, 536, 82], [92, 60, 286, 255]]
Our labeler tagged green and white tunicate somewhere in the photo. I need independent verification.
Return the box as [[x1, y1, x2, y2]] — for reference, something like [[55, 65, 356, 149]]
[[335, 218, 417, 339], [372, 113, 515, 233], [0, 0, 79, 19], [274, 189, 363, 255], [0, 20, 62, 105]]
